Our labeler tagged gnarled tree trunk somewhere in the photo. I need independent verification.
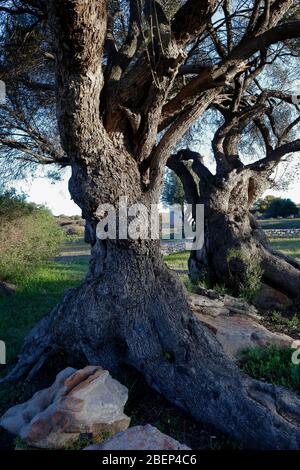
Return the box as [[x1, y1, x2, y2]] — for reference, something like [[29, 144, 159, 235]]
[[3, 0, 300, 452], [188, 167, 300, 300], [4, 162, 300, 450]]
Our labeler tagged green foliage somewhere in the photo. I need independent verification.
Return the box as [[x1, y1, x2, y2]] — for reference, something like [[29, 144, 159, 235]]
[[161, 169, 185, 208], [227, 248, 263, 303], [214, 284, 231, 296], [268, 311, 300, 334], [14, 437, 31, 450], [240, 346, 300, 393], [63, 433, 111, 451], [0, 192, 64, 282], [252, 195, 276, 214], [266, 198, 298, 218]]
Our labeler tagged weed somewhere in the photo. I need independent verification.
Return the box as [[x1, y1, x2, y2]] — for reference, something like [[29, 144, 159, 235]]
[[227, 248, 263, 303]]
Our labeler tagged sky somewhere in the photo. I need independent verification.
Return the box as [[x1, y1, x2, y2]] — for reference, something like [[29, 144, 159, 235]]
[[14, 170, 81, 216], [13, 167, 300, 216]]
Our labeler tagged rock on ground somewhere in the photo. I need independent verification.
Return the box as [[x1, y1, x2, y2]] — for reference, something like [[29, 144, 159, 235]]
[[188, 291, 293, 361], [84, 425, 190, 450], [0, 366, 130, 449], [188, 288, 261, 319]]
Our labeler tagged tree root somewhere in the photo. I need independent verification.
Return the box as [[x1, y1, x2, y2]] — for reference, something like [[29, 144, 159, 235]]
[[2, 251, 300, 449], [261, 246, 300, 299]]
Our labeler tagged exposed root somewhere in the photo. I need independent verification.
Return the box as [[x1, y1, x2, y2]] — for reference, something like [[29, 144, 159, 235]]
[[261, 246, 300, 299], [2, 242, 300, 449], [0, 312, 57, 385], [268, 247, 300, 271]]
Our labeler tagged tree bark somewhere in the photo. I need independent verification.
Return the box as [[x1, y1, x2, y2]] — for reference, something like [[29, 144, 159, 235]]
[[4, 234, 300, 449], [3, 0, 300, 451], [189, 168, 300, 300]]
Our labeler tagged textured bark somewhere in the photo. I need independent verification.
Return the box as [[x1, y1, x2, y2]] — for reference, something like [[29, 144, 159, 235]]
[[3, 0, 300, 452], [4, 237, 300, 450], [188, 168, 300, 300]]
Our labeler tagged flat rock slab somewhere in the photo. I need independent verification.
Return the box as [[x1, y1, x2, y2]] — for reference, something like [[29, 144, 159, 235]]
[[188, 291, 260, 319], [187, 290, 293, 360], [193, 310, 293, 361], [0, 366, 130, 449], [85, 425, 190, 450]]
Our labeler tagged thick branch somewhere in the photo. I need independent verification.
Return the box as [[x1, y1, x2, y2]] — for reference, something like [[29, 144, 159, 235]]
[[248, 139, 300, 172], [172, 0, 217, 47], [47, 0, 108, 160], [166, 153, 200, 206], [231, 21, 300, 61]]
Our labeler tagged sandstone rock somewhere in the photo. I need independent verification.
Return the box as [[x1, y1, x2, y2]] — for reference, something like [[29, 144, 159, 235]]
[[188, 290, 294, 361], [188, 291, 260, 320], [193, 310, 293, 361], [0, 366, 130, 449], [254, 283, 293, 311], [84, 425, 190, 450]]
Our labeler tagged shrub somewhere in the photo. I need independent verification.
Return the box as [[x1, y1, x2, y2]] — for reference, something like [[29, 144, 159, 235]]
[[266, 198, 298, 218], [227, 248, 263, 303], [65, 224, 85, 238], [0, 192, 64, 282]]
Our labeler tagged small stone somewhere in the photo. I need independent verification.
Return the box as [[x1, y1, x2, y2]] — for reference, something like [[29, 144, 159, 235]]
[[0, 366, 130, 449], [84, 425, 190, 450]]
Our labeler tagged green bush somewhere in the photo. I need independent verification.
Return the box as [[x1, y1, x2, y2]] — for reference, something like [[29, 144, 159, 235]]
[[240, 346, 300, 393], [0, 192, 64, 282], [227, 248, 263, 303]]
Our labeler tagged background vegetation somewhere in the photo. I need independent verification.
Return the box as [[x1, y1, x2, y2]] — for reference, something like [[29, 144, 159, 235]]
[[0, 192, 64, 282]]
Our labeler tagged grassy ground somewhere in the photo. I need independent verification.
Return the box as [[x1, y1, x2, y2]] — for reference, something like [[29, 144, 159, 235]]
[[164, 238, 300, 273], [259, 218, 300, 230], [240, 346, 300, 394], [0, 244, 237, 450], [1, 236, 300, 449], [269, 238, 300, 259], [0, 259, 89, 373]]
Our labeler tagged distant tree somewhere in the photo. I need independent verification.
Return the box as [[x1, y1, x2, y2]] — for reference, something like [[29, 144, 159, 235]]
[[266, 198, 299, 218], [161, 169, 185, 239], [161, 170, 185, 207], [252, 195, 276, 214]]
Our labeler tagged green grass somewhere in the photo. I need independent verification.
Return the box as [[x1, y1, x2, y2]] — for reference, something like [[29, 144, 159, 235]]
[[0, 259, 89, 372], [163, 239, 300, 276], [259, 218, 300, 230], [59, 238, 90, 256], [240, 346, 300, 394], [163, 251, 189, 271], [269, 238, 300, 259]]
